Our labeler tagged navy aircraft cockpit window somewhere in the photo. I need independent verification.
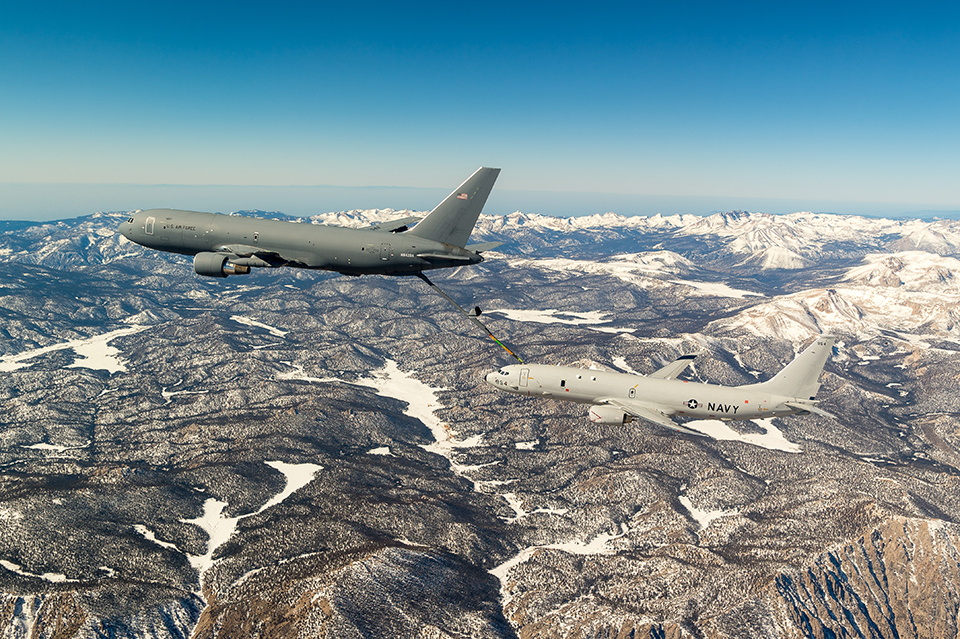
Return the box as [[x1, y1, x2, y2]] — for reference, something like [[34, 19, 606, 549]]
[[127, 217, 135, 223]]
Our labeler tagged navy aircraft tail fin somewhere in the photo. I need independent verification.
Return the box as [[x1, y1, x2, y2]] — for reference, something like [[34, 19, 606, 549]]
[[406, 167, 500, 247], [750, 335, 836, 400]]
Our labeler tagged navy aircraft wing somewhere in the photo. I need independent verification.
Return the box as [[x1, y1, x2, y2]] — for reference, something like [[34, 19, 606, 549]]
[[601, 398, 705, 436], [648, 354, 697, 380]]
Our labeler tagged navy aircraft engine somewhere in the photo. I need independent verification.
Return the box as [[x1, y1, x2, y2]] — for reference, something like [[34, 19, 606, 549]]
[[587, 406, 633, 425]]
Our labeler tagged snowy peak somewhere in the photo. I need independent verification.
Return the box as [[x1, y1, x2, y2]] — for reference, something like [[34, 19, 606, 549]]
[[609, 250, 696, 275], [6, 209, 960, 277], [886, 222, 960, 255], [735, 246, 813, 270], [843, 251, 960, 292], [712, 283, 960, 345], [308, 208, 420, 228], [471, 210, 960, 269]]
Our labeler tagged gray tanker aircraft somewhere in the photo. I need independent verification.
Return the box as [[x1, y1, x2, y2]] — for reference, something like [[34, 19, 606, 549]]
[[118, 167, 501, 278], [486, 336, 836, 436]]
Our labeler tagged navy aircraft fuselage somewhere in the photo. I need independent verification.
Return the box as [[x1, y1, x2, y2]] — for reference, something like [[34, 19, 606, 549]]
[[486, 336, 837, 436]]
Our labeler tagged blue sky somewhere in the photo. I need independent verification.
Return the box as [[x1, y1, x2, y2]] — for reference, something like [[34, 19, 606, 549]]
[[2, 1, 958, 220]]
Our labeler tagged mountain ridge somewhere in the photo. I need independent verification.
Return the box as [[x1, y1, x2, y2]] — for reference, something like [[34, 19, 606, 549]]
[[1, 209, 959, 637]]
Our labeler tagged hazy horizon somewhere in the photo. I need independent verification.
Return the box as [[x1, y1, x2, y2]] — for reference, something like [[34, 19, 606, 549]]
[[2, 182, 957, 223]]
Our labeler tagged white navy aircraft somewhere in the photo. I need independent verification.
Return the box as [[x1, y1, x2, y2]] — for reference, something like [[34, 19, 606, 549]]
[[119, 167, 501, 278], [485, 336, 836, 436]]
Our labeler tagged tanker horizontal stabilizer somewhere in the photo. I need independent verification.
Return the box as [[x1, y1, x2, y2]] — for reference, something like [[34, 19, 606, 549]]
[[465, 241, 503, 253], [364, 216, 422, 233]]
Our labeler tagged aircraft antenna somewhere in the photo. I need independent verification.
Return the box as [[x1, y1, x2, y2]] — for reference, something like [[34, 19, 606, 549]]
[[415, 272, 525, 364]]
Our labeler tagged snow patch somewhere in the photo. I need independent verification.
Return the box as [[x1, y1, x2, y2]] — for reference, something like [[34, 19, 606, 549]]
[[490, 524, 630, 604], [0, 325, 148, 374], [685, 419, 802, 453], [500, 492, 569, 523], [276, 362, 343, 384], [505, 252, 694, 288], [354, 359, 494, 491], [354, 359, 476, 456], [588, 325, 638, 334], [161, 387, 210, 404], [134, 525, 182, 553], [678, 496, 739, 531], [179, 460, 322, 588], [0, 559, 78, 584], [20, 442, 89, 454], [669, 279, 764, 299], [230, 315, 288, 338], [487, 308, 610, 325], [612, 356, 641, 375], [0, 506, 22, 522]]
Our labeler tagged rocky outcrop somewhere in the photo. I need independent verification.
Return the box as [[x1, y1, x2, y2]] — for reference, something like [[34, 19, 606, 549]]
[[771, 516, 960, 639]]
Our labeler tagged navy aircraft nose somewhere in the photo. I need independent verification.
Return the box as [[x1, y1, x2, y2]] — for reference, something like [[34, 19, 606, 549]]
[[484, 371, 498, 387]]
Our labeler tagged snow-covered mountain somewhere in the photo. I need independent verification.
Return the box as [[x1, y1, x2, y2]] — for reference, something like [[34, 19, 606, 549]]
[[843, 251, 960, 291], [2, 209, 960, 638], [8, 208, 960, 271]]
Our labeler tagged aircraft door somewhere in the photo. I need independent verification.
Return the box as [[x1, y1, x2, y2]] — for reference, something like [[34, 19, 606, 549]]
[[145, 216, 155, 235], [380, 243, 391, 261], [520, 368, 529, 387]]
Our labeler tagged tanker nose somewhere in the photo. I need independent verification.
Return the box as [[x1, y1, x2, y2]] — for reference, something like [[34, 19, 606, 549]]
[[118, 215, 135, 240], [484, 371, 497, 387]]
